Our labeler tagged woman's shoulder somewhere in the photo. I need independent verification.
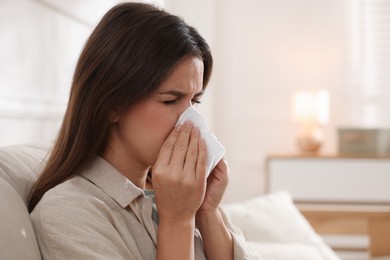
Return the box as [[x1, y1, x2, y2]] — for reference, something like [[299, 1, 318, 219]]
[[30, 175, 114, 223], [29, 175, 138, 259], [40, 174, 104, 201]]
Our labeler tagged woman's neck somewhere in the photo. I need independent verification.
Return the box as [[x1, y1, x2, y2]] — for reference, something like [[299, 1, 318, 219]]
[[101, 145, 150, 189]]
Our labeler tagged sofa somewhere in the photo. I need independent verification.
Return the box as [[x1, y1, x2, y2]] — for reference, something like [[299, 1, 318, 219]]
[[0, 144, 339, 260], [0, 144, 47, 260]]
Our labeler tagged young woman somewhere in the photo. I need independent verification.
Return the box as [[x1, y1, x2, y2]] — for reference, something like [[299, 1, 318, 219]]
[[29, 3, 256, 259]]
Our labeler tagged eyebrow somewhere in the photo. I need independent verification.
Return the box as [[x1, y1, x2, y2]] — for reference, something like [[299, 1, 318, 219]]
[[157, 90, 204, 97]]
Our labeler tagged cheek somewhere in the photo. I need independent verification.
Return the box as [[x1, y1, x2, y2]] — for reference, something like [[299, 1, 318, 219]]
[[139, 106, 179, 159], [151, 111, 177, 144], [122, 101, 182, 164]]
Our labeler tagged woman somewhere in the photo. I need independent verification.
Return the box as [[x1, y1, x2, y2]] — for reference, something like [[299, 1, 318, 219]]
[[29, 3, 255, 259]]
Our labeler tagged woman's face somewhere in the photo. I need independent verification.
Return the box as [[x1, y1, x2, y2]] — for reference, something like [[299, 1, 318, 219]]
[[108, 56, 204, 168]]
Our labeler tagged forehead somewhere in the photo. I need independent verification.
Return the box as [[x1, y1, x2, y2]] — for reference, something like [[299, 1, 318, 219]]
[[158, 56, 204, 92]]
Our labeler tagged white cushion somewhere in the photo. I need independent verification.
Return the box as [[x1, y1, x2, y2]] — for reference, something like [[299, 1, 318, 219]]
[[222, 191, 339, 260]]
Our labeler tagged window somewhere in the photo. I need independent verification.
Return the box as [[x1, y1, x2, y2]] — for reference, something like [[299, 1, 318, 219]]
[[343, 0, 390, 127]]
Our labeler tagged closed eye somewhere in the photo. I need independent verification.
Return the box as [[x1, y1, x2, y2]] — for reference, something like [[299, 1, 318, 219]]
[[163, 99, 179, 105], [159, 90, 204, 105], [191, 99, 201, 104]]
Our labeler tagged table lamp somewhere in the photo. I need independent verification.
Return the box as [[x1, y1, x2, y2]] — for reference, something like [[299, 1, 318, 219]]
[[292, 89, 329, 153]]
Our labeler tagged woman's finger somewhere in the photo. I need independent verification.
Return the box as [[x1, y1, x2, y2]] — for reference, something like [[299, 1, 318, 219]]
[[170, 121, 193, 167], [196, 138, 207, 182], [183, 127, 200, 173], [155, 125, 181, 166]]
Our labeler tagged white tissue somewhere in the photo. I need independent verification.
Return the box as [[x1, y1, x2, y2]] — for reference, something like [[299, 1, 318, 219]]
[[175, 106, 226, 175]]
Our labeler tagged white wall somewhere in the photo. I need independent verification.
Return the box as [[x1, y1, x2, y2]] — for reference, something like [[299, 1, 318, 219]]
[[0, 0, 92, 145], [0, 0, 140, 146]]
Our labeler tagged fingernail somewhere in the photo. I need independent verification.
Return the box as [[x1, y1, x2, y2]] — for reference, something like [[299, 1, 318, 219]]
[[176, 125, 182, 132]]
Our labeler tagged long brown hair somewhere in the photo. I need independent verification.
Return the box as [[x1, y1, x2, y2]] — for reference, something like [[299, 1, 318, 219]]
[[28, 2, 213, 212]]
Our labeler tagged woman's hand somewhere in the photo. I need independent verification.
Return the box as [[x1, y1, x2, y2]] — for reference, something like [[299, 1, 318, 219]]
[[196, 157, 230, 216], [153, 122, 209, 260], [195, 158, 233, 260], [152, 122, 208, 224]]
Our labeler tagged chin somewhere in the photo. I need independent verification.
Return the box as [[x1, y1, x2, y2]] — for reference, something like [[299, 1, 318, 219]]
[[145, 153, 159, 168]]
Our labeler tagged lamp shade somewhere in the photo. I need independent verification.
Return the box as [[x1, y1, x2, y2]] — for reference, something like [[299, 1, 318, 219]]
[[292, 89, 329, 125]]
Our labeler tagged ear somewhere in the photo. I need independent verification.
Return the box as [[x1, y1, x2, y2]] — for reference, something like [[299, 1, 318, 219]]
[[108, 110, 120, 123]]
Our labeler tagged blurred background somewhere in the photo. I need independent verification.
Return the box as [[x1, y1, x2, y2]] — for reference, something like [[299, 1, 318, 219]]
[[1, 1, 390, 258]]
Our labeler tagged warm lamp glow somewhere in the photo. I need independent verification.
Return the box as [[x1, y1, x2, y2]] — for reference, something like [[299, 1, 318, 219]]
[[292, 89, 329, 124], [291, 89, 330, 154]]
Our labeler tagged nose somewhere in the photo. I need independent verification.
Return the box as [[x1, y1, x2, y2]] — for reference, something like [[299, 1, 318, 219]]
[[178, 103, 193, 118]]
